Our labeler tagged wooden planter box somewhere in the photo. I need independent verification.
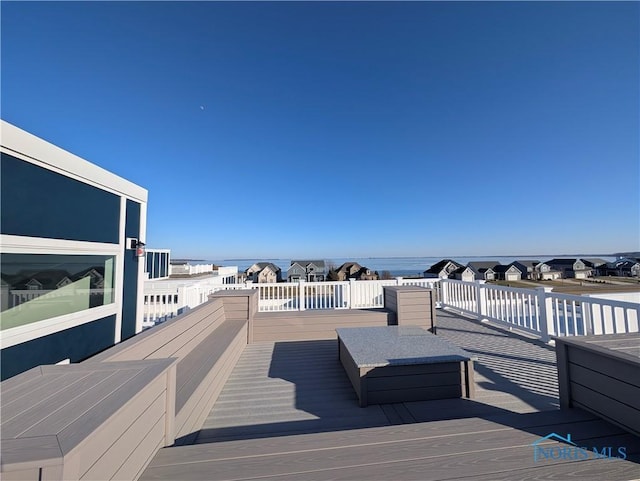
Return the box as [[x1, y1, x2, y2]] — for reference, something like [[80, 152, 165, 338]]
[[384, 286, 437, 332], [556, 333, 640, 437]]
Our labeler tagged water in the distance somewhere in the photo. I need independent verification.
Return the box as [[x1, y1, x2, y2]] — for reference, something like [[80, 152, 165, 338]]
[[196, 255, 617, 278]]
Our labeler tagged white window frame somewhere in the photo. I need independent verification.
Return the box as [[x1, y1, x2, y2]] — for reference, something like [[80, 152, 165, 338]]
[[0, 234, 123, 349]]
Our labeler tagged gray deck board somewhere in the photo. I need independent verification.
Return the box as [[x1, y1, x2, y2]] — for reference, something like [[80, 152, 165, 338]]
[[141, 309, 640, 481], [143, 415, 639, 481]]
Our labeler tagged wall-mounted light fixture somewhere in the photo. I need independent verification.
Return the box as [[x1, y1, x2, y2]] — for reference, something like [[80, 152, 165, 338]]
[[126, 238, 146, 257], [135, 240, 146, 258]]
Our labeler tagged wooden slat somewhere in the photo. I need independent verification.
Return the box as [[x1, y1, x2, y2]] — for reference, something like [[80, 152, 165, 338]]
[[175, 324, 246, 442], [90, 299, 225, 362], [460, 455, 640, 481], [0, 366, 44, 395], [560, 335, 640, 366], [368, 385, 463, 404], [1, 371, 94, 425], [0, 436, 62, 472], [110, 417, 166, 481], [365, 362, 460, 378], [175, 319, 247, 412], [367, 371, 461, 390], [148, 304, 225, 359], [253, 316, 390, 328], [76, 378, 166, 476], [571, 383, 640, 436], [1, 370, 125, 438], [339, 340, 361, 400], [568, 347, 639, 387], [568, 363, 640, 410], [154, 409, 601, 465], [56, 360, 175, 454], [1, 467, 42, 481], [81, 391, 166, 479], [141, 417, 639, 481], [17, 369, 140, 438]]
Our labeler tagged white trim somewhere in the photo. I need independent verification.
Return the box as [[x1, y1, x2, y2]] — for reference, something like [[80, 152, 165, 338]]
[[114, 197, 127, 343], [0, 304, 117, 349], [1, 234, 121, 255], [1, 120, 148, 202], [136, 200, 148, 335]]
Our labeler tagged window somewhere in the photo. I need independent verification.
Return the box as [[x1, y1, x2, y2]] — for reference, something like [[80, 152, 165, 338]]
[[1, 253, 116, 331]]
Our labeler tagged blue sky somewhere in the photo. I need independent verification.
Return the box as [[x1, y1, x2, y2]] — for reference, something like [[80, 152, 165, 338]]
[[2, 1, 638, 259]]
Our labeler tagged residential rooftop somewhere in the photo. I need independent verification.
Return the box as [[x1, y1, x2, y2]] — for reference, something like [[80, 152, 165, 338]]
[[3, 285, 639, 481]]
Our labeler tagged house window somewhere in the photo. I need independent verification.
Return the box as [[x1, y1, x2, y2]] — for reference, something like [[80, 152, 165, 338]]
[[1, 253, 116, 331]]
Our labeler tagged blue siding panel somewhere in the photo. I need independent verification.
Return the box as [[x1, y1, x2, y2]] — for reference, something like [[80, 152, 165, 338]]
[[0, 153, 120, 243], [0, 315, 117, 381]]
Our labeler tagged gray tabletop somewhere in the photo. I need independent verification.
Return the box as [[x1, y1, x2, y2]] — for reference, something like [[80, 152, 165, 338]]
[[336, 326, 475, 368]]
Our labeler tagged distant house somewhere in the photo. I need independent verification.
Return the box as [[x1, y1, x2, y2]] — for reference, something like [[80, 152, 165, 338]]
[[583, 258, 609, 277], [546, 258, 592, 279], [511, 261, 540, 280], [602, 258, 640, 277], [334, 262, 378, 281], [493, 264, 523, 281], [423, 259, 463, 279], [288, 260, 326, 282], [467, 262, 499, 281], [535, 262, 562, 280], [452, 266, 475, 282], [245, 262, 282, 283]]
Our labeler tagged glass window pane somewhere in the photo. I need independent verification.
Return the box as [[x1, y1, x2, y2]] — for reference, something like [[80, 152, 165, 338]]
[[1, 254, 116, 331]]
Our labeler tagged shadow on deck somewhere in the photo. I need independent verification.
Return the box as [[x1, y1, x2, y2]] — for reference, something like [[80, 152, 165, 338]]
[[196, 310, 560, 443], [142, 310, 640, 481]]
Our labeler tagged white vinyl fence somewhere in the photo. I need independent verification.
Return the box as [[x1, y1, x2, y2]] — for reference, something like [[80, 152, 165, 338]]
[[143, 277, 639, 342], [440, 279, 640, 342], [143, 277, 440, 322]]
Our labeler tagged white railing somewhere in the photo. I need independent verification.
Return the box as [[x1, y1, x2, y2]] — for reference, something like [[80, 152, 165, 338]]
[[169, 264, 215, 276], [440, 279, 640, 342], [143, 277, 441, 322], [143, 278, 230, 323], [143, 276, 639, 341]]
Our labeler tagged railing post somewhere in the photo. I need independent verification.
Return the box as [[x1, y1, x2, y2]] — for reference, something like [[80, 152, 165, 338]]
[[536, 287, 554, 342], [177, 285, 186, 312], [348, 278, 356, 309], [476, 281, 487, 321], [298, 280, 305, 311], [395, 277, 403, 286], [582, 299, 594, 335], [441, 279, 449, 307]]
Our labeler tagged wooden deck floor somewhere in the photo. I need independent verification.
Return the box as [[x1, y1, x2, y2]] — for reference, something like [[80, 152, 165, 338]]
[[141, 310, 640, 480]]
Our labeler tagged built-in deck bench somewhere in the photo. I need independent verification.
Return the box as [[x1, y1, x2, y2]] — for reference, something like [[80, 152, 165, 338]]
[[1, 286, 443, 480], [556, 332, 640, 437], [91, 292, 252, 444], [1, 290, 255, 481], [0, 359, 177, 481]]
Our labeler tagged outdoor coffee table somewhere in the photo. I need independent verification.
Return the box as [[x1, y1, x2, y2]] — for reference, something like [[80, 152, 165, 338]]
[[336, 326, 476, 407]]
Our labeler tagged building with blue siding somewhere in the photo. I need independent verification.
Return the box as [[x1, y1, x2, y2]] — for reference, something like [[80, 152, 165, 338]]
[[0, 120, 148, 380]]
